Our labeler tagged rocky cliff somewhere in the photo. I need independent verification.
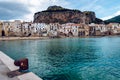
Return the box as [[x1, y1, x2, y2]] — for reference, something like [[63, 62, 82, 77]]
[[34, 5, 102, 24]]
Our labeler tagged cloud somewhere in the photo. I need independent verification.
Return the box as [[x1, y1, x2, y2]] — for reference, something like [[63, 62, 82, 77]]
[[1, 0, 120, 21], [0, 0, 70, 21], [21, 0, 71, 21], [101, 11, 120, 20], [0, 1, 30, 20]]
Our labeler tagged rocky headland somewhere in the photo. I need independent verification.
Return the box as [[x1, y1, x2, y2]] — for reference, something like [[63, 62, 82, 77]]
[[34, 5, 103, 24]]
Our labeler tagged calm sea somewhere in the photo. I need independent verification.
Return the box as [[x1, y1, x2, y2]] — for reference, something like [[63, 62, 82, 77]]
[[0, 36, 120, 80]]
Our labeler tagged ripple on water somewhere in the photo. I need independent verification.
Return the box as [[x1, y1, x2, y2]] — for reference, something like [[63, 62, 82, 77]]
[[0, 37, 120, 80]]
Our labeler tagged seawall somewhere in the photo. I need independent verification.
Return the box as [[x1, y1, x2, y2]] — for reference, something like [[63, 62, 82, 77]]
[[0, 51, 42, 80]]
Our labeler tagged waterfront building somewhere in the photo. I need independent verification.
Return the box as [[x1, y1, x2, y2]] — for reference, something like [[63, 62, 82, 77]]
[[13, 22, 48, 37], [95, 24, 107, 36], [20, 22, 33, 37], [33, 23, 48, 37], [0, 21, 3, 37], [13, 20, 22, 33], [84, 24, 90, 36], [107, 23, 120, 35], [1, 20, 120, 37], [111, 23, 120, 34], [60, 23, 79, 37], [9, 20, 22, 36], [78, 24, 89, 36], [88, 23, 108, 36], [1, 20, 22, 37], [2, 21, 10, 36], [88, 23, 96, 36], [71, 24, 79, 37], [47, 23, 61, 37]]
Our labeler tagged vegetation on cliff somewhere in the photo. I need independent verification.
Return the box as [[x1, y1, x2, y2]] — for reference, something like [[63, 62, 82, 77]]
[[105, 15, 120, 23], [42, 5, 81, 12]]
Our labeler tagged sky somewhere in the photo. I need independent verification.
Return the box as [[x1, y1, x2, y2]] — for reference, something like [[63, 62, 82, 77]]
[[0, 0, 120, 21]]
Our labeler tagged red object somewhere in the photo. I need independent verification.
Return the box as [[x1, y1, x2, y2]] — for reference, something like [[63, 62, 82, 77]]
[[14, 58, 28, 70], [14, 60, 20, 66]]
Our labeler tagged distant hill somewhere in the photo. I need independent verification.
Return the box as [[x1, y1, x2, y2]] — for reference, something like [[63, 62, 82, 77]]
[[105, 15, 120, 23], [34, 5, 103, 24]]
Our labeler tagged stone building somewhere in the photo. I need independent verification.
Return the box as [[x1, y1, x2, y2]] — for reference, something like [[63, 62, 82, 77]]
[[20, 22, 33, 37], [9, 20, 21, 36], [33, 23, 48, 37], [95, 24, 107, 36], [106, 23, 120, 35], [2, 21, 9, 36], [84, 24, 90, 36], [0, 21, 3, 37], [60, 23, 79, 37], [0, 20, 22, 37], [78, 24, 89, 36], [88, 23, 96, 36], [47, 23, 61, 37]]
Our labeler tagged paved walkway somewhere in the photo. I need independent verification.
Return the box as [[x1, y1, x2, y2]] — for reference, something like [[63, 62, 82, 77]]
[[0, 51, 42, 80], [0, 59, 19, 80]]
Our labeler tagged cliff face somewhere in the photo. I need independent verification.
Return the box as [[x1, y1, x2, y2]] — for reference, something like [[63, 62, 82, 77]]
[[34, 6, 102, 24]]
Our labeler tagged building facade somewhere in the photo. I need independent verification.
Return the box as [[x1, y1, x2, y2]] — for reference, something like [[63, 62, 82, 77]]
[[0, 21, 3, 37], [1, 20, 120, 37], [60, 23, 79, 37]]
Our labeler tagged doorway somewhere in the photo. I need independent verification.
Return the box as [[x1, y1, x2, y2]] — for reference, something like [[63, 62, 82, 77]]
[[2, 30, 5, 36]]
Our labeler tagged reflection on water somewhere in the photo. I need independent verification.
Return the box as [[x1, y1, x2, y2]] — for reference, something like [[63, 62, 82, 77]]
[[0, 37, 120, 80]]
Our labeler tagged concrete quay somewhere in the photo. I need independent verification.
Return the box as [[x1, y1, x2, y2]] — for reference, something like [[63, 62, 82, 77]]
[[0, 51, 42, 80]]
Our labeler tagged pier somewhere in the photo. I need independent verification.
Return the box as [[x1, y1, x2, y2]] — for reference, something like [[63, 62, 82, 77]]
[[0, 51, 42, 80]]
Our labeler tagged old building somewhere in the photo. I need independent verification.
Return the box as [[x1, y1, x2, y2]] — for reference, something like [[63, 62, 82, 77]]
[[88, 23, 96, 36], [9, 20, 22, 36], [1, 20, 22, 37], [78, 24, 89, 36], [33, 23, 48, 37], [0, 21, 3, 37], [1, 20, 120, 37], [60, 23, 79, 37], [107, 23, 120, 35], [20, 22, 33, 37], [47, 23, 61, 37], [2, 21, 10, 36], [95, 24, 107, 36]]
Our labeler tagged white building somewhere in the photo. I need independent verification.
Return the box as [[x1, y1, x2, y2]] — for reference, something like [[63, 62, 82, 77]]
[[33, 23, 48, 37], [2, 20, 22, 36], [47, 23, 61, 37], [60, 23, 79, 37], [107, 23, 120, 34], [95, 24, 107, 33]]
